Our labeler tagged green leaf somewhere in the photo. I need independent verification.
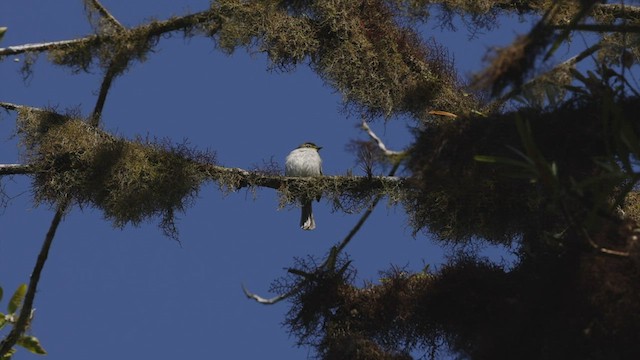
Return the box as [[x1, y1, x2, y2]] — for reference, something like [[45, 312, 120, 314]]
[[17, 335, 47, 355], [8, 284, 27, 314], [1, 348, 16, 360], [0, 313, 6, 329], [0, 27, 6, 42], [474, 155, 531, 169]]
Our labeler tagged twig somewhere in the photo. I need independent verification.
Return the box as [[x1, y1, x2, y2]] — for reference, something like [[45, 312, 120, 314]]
[[0, 200, 68, 356], [241, 283, 302, 305], [494, 42, 602, 106], [361, 119, 404, 157], [0, 38, 97, 57], [583, 228, 631, 257], [330, 161, 401, 258], [87, 0, 125, 31], [0, 10, 212, 58], [0, 101, 24, 111]]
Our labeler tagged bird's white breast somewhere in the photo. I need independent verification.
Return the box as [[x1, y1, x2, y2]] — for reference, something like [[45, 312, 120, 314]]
[[285, 148, 322, 177]]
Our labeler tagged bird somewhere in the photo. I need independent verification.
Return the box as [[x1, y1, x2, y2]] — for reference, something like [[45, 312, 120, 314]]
[[285, 142, 323, 230]]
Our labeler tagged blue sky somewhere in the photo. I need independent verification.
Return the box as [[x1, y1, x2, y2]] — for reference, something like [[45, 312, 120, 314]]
[[0, 1, 537, 359]]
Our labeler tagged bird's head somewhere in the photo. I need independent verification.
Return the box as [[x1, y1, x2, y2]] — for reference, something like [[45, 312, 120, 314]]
[[299, 142, 322, 151]]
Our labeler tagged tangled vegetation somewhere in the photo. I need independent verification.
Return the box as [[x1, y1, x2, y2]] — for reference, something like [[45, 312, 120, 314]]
[[2, 0, 640, 359]]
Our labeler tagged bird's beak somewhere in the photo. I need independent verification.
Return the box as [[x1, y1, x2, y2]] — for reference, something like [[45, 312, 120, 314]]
[[317, 146, 323, 150]]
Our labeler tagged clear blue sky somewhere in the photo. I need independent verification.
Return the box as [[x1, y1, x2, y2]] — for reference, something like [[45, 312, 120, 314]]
[[0, 1, 537, 359]]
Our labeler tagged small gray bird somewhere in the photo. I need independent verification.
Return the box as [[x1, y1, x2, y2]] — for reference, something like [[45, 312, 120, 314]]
[[285, 142, 323, 230]]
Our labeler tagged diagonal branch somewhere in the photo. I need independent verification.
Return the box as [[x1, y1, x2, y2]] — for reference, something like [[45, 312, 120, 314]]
[[361, 120, 404, 157], [0, 101, 26, 112], [90, 60, 120, 126], [330, 122, 404, 256], [494, 41, 603, 106], [87, 0, 125, 31], [242, 283, 302, 305], [0, 200, 68, 356]]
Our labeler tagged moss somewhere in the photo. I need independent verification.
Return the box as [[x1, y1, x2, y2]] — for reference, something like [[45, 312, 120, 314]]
[[211, 0, 479, 120], [16, 108, 213, 238], [405, 97, 640, 245], [282, 247, 640, 359]]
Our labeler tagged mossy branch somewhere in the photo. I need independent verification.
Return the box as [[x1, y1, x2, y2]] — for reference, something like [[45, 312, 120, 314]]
[[1, 103, 407, 238], [244, 120, 405, 305], [0, 9, 215, 63], [86, 0, 125, 31], [0, 164, 34, 176]]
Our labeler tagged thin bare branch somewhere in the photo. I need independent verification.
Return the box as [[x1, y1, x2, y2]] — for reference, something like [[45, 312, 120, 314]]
[[0, 200, 67, 356], [242, 283, 302, 305], [361, 119, 404, 157], [0, 38, 97, 57], [332, 162, 401, 256], [0, 101, 26, 111], [583, 228, 631, 257]]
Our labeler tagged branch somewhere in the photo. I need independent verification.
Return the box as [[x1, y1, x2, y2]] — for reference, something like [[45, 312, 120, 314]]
[[87, 0, 125, 31], [201, 163, 405, 193], [549, 24, 640, 33], [581, 226, 636, 258], [494, 41, 602, 105], [0, 164, 34, 176], [0, 101, 27, 111], [90, 61, 119, 126], [493, 2, 640, 20], [0, 201, 67, 356], [0, 10, 213, 58], [361, 120, 404, 157], [332, 161, 402, 257], [242, 283, 302, 305], [244, 122, 404, 305], [334, 121, 404, 255], [593, 3, 640, 21], [0, 38, 97, 57]]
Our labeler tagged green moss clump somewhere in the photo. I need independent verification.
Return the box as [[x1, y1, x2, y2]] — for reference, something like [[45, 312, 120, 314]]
[[17, 108, 214, 238]]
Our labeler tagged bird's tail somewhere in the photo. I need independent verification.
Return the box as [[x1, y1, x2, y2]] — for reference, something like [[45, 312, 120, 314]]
[[300, 201, 315, 230]]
